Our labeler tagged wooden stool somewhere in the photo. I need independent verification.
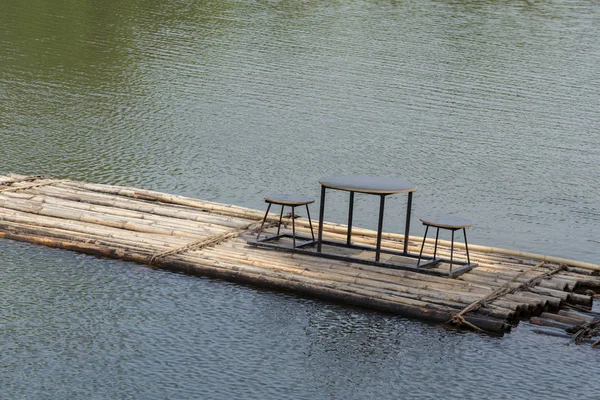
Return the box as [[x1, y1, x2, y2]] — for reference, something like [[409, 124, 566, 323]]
[[417, 216, 472, 272], [256, 194, 315, 248]]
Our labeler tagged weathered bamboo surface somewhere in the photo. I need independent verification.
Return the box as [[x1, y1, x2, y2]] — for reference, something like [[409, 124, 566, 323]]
[[1, 174, 599, 337]]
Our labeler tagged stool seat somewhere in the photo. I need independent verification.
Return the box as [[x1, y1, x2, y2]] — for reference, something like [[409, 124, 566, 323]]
[[419, 216, 472, 230], [264, 194, 315, 206], [256, 193, 315, 248]]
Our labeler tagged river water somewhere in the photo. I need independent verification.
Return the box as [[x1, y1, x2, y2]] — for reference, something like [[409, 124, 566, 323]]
[[1, 0, 599, 398]]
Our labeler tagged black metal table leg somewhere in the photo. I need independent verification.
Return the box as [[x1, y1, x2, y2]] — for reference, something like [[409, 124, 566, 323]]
[[375, 194, 386, 262], [317, 185, 326, 253], [450, 229, 455, 273], [347, 191, 354, 245], [291, 205, 296, 248]]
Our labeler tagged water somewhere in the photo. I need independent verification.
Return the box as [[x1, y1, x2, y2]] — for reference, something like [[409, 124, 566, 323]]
[[1, 0, 599, 398]]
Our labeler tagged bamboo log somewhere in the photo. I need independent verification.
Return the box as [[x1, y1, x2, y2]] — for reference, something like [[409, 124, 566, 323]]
[[468, 268, 576, 292], [529, 317, 571, 330], [531, 328, 598, 344], [33, 185, 258, 228], [342, 283, 516, 321], [563, 292, 593, 307], [539, 312, 588, 326], [564, 304, 600, 318], [0, 221, 180, 253], [12, 192, 247, 232], [0, 174, 48, 186], [557, 310, 594, 323], [564, 266, 598, 276], [0, 210, 193, 247], [458, 271, 571, 292], [0, 196, 228, 238], [506, 292, 549, 311], [0, 177, 70, 192], [59, 181, 267, 220], [573, 280, 600, 291]]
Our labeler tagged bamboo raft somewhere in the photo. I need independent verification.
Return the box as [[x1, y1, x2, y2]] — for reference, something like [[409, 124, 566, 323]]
[[1, 174, 599, 341]]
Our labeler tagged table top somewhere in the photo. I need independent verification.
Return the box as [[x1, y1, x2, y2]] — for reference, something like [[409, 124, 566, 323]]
[[318, 175, 416, 195], [419, 216, 472, 229], [264, 194, 315, 205]]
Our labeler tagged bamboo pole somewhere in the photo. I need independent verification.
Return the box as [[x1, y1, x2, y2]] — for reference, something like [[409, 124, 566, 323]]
[[458, 270, 571, 292], [12, 192, 246, 232], [539, 312, 588, 326], [0, 174, 44, 185], [557, 310, 594, 323], [33, 186, 257, 228], [529, 317, 572, 330], [0, 194, 235, 237], [0, 220, 182, 252], [0, 211, 198, 250]]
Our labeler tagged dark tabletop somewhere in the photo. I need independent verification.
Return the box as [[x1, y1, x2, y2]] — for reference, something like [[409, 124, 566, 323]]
[[318, 175, 416, 195]]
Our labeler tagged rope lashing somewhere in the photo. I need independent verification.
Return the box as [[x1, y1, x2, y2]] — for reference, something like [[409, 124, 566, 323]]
[[149, 220, 273, 265]]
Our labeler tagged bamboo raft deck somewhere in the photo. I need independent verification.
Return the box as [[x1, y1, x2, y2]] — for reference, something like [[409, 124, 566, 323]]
[[1, 174, 599, 343]]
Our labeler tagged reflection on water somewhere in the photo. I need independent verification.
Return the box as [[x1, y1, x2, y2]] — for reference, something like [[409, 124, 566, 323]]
[[1, 0, 599, 398]]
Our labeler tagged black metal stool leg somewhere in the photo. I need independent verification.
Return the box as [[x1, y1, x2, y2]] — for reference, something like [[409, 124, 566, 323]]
[[277, 205, 284, 235], [463, 228, 470, 265], [306, 204, 315, 241], [257, 203, 272, 240], [417, 225, 429, 267], [291, 206, 296, 248], [404, 192, 413, 255]]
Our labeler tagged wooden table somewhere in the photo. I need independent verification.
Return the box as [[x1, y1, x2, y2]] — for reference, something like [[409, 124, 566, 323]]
[[316, 175, 417, 261]]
